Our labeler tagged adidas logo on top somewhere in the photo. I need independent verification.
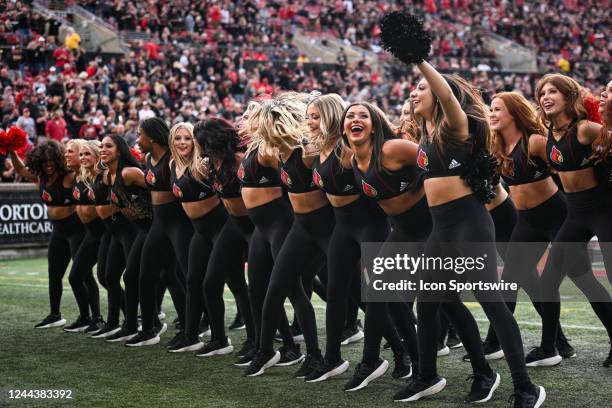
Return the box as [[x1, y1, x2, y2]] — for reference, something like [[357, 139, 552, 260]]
[[580, 158, 590, 166], [198, 192, 207, 198], [533, 171, 542, 179], [448, 159, 461, 169], [343, 185, 354, 192], [259, 177, 269, 184], [400, 181, 408, 191]]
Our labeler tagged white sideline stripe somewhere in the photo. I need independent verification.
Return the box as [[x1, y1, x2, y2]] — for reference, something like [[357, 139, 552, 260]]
[[0, 283, 606, 331]]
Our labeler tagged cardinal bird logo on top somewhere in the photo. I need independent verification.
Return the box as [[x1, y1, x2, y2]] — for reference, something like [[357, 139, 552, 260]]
[[361, 179, 378, 198], [145, 170, 156, 186], [72, 186, 80, 201], [280, 169, 292, 187], [313, 168, 323, 188], [550, 146, 564, 165], [172, 183, 183, 198], [213, 179, 222, 192], [110, 190, 119, 205], [41, 190, 52, 203], [417, 149, 429, 171], [237, 164, 245, 181]]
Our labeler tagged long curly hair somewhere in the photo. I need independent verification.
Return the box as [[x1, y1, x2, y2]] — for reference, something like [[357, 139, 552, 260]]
[[490, 92, 545, 178], [194, 117, 243, 185], [139, 117, 170, 147], [26, 140, 69, 180]]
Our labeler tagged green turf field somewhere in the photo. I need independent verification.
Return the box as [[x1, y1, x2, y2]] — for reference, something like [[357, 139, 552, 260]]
[[1, 258, 610, 407]]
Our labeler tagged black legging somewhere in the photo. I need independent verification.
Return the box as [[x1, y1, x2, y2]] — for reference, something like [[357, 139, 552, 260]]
[[325, 198, 405, 365], [68, 217, 104, 318], [259, 204, 334, 356], [140, 201, 191, 333], [539, 186, 612, 353], [247, 197, 296, 350], [47, 213, 85, 316], [485, 193, 569, 347], [184, 204, 227, 342], [417, 194, 532, 390], [103, 214, 134, 327], [123, 220, 150, 332], [204, 214, 255, 343]]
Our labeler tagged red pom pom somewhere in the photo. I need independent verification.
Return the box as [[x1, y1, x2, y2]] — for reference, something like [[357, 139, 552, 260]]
[[16, 143, 32, 159], [583, 95, 602, 124], [7, 126, 28, 152], [0, 129, 9, 153], [129, 147, 142, 162]]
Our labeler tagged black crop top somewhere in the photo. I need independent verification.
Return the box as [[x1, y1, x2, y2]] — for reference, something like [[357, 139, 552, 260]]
[[546, 124, 592, 172], [279, 147, 318, 193], [501, 139, 550, 186], [39, 174, 74, 206], [238, 149, 280, 188], [212, 168, 242, 199], [170, 162, 216, 203], [144, 150, 172, 191], [312, 144, 358, 196], [72, 178, 96, 205], [352, 147, 418, 200], [110, 172, 152, 220], [92, 173, 110, 205], [416, 137, 473, 179]]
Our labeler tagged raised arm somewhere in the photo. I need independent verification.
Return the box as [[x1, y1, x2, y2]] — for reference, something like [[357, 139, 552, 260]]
[[415, 61, 468, 136], [8, 150, 38, 182]]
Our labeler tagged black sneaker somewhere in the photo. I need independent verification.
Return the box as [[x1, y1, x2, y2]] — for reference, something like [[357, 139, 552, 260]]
[[105, 326, 138, 343], [393, 375, 447, 402], [603, 349, 612, 367], [464, 371, 500, 403], [236, 339, 256, 358], [509, 385, 546, 408], [63, 315, 92, 333], [274, 326, 304, 342], [228, 313, 246, 330], [305, 358, 349, 382], [340, 326, 364, 346], [34, 314, 66, 329], [344, 359, 389, 392], [168, 336, 204, 353], [463, 341, 504, 362], [437, 343, 450, 357], [196, 338, 233, 357], [525, 347, 562, 367], [293, 352, 323, 379], [391, 353, 412, 380], [125, 330, 160, 347], [165, 331, 185, 349], [276, 344, 305, 366], [90, 323, 121, 339], [556, 336, 576, 359], [244, 350, 281, 377], [446, 328, 463, 349], [234, 347, 256, 367], [84, 317, 105, 335]]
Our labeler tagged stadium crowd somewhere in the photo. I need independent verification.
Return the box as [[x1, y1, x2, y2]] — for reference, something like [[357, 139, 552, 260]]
[[0, 0, 609, 182]]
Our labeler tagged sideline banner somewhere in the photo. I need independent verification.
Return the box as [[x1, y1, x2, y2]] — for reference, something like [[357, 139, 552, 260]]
[[0, 184, 51, 247]]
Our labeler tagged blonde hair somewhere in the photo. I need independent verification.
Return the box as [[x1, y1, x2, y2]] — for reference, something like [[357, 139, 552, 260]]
[[168, 122, 206, 181], [249, 92, 312, 159], [307, 93, 345, 150], [79, 140, 102, 190]]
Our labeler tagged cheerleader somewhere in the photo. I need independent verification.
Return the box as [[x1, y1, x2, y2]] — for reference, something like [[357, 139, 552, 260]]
[[245, 93, 327, 378], [377, 12, 544, 406], [9, 140, 84, 329], [127, 118, 191, 347], [237, 100, 304, 373], [163, 122, 227, 353], [534, 75, 612, 368], [194, 118, 256, 360], [63, 139, 105, 333]]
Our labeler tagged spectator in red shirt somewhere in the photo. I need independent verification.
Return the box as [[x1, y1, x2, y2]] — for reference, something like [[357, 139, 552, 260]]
[[52, 46, 71, 70], [45, 110, 67, 142]]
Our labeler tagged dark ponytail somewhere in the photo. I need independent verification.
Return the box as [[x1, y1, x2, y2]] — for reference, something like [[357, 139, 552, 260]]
[[139, 117, 170, 147]]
